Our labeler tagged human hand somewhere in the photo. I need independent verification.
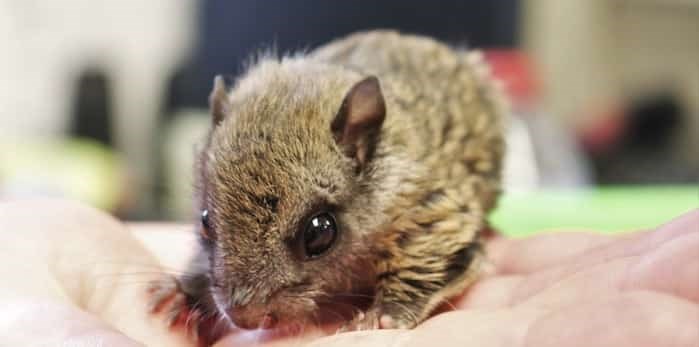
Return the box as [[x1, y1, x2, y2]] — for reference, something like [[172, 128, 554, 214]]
[[0, 199, 195, 346], [0, 199, 696, 346], [288, 208, 698, 347]]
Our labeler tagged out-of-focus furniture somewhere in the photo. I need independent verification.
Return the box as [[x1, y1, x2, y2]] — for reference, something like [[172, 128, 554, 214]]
[[523, 0, 699, 169]]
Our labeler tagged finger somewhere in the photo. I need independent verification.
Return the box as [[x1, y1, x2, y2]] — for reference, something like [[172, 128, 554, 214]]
[[0, 299, 145, 346], [475, 210, 699, 307], [621, 231, 699, 303], [524, 291, 699, 347], [213, 326, 324, 347], [642, 208, 698, 249], [463, 240, 692, 311], [458, 275, 523, 309], [405, 308, 538, 347], [306, 330, 409, 347], [463, 233, 629, 309], [0, 199, 192, 346], [128, 223, 199, 269], [462, 255, 630, 310], [569, 209, 698, 269], [437, 291, 698, 347], [486, 232, 622, 275], [488, 209, 698, 276]]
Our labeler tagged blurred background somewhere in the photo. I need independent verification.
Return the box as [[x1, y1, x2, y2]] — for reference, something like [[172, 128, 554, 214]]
[[1, 0, 697, 235]]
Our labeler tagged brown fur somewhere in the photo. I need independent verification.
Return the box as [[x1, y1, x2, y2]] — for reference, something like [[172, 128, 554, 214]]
[[150, 30, 506, 335]]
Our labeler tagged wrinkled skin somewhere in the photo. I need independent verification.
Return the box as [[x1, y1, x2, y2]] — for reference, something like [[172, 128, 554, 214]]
[[0, 199, 697, 347]]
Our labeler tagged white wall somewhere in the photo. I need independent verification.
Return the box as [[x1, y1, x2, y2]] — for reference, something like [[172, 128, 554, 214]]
[[0, 0, 197, 211]]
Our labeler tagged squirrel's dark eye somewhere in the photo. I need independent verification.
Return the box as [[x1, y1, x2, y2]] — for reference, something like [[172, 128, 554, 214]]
[[303, 213, 338, 258], [200, 209, 211, 239]]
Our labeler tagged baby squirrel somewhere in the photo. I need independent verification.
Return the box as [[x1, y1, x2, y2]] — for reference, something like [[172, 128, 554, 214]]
[[150, 30, 506, 338]]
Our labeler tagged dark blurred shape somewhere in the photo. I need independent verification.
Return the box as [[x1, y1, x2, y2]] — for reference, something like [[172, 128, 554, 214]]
[[165, 0, 520, 112], [588, 91, 696, 184], [624, 93, 681, 149], [69, 68, 113, 146]]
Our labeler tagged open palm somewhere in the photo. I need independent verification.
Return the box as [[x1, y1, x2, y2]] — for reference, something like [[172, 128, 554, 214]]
[[0, 200, 696, 347]]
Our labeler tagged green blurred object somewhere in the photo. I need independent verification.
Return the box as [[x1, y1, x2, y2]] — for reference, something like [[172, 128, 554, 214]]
[[491, 186, 698, 237], [0, 138, 125, 212]]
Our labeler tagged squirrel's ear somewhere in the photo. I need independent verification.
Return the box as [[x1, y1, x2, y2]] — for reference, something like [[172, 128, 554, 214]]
[[209, 75, 231, 126], [331, 76, 386, 166]]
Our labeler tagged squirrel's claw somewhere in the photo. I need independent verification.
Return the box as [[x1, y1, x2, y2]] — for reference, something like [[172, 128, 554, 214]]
[[147, 276, 203, 339]]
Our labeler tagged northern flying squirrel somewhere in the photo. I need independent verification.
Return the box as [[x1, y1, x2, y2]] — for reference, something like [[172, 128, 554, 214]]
[[149, 30, 506, 341]]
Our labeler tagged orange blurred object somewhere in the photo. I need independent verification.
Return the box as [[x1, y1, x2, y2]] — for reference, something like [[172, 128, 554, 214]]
[[484, 50, 540, 108]]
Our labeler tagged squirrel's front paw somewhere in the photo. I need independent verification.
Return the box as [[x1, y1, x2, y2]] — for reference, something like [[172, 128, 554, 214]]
[[147, 276, 203, 336], [148, 275, 228, 345], [339, 308, 381, 332], [339, 306, 417, 332], [378, 307, 419, 329]]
